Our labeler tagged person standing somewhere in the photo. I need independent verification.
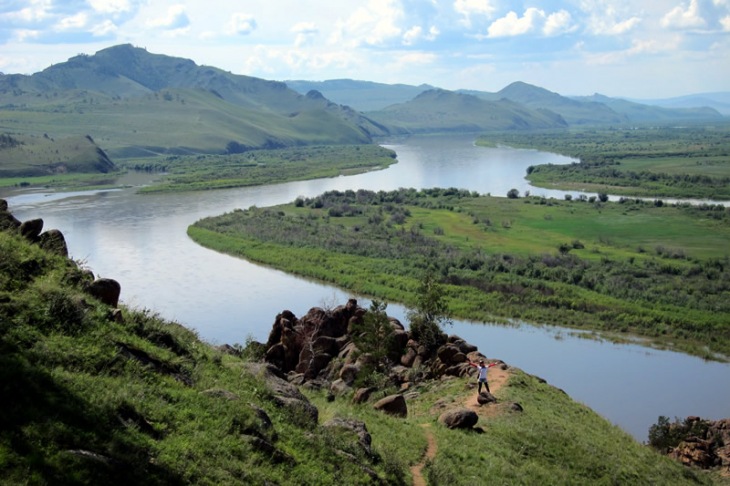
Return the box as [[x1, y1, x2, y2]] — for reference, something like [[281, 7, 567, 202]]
[[469, 359, 496, 394]]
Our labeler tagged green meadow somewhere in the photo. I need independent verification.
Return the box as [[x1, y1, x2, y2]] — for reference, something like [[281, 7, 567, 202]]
[[477, 124, 730, 199], [189, 189, 730, 360], [123, 144, 397, 193]]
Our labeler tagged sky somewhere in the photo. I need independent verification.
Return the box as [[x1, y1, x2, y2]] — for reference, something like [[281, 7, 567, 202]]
[[1, 0, 729, 99]]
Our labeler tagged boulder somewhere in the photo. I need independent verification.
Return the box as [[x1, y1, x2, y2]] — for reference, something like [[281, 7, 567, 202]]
[[400, 347, 417, 367], [244, 362, 319, 426], [87, 278, 121, 307], [330, 378, 352, 396], [352, 387, 375, 404], [477, 392, 497, 405], [19, 218, 43, 241], [38, 229, 68, 257], [339, 364, 360, 385], [373, 394, 407, 418], [323, 417, 373, 457], [0, 207, 21, 231], [438, 408, 479, 429]]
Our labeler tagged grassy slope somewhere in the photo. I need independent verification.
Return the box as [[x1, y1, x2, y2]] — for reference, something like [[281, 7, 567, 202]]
[[188, 191, 730, 360], [0, 88, 371, 159], [0, 133, 116, 178], [0, 228, 715, 485]]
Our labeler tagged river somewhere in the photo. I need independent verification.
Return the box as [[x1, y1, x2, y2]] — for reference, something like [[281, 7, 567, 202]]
[[3, 134, 728, 442]]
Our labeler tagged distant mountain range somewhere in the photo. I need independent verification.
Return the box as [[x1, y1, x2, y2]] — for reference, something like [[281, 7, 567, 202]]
[[0, 44, 726, 171], [288, 79, 726, 125]]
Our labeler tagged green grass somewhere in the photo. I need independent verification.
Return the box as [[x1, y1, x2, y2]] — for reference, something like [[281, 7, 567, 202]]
[[0, 87, 372, 160], [122, 144, 397, 193], [477, 124, 730, 199], [188, 189, 730, 360], [1, 213, 720, 485]]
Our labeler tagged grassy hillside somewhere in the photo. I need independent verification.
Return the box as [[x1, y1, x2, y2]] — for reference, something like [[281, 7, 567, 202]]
[[189, 189, 730, 360], [0, 45, 386, 163], [0, 133, 116, 178], [367, 89, 567, 133], [0, 212, 717, 485]]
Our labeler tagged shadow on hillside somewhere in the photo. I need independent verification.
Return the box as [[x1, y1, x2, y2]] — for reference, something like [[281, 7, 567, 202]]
[[0, 342, 184, 485]]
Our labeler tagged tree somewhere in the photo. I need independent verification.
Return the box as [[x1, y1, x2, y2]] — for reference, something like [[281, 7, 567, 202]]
[[350, 300, 397, 372], [407, 272, 450, 352], [506, 188, 520, 199]]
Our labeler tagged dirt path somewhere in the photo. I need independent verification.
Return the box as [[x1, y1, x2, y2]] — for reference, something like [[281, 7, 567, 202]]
[[411, 363, 510, 485], [463, 364, 510, 416], [410, 424, 437, 486]]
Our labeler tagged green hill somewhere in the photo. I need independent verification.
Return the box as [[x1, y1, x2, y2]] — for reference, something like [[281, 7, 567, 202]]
[[0, 133, 115, 178], [0, 45, 387, 161], [366, 88, 568, 133], [1, 201, 718, 485]]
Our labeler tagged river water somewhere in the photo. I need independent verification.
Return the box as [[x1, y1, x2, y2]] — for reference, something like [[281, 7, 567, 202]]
[[3, 134, 728, 442]]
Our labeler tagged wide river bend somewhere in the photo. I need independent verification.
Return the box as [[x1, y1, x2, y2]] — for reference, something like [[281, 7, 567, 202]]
[[3, 134, 728, 442]]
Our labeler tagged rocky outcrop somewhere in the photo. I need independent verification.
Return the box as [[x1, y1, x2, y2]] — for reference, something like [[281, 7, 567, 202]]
[[665, 417, 730, 474], [261, 298, 492, 404]]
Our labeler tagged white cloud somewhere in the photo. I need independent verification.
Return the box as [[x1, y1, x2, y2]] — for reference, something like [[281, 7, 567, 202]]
[[292, 21, 318, 47], [403, 26, 423, 45], [57, 13, 89, 31], [87, 0, 132, 15], [579, 1, 642, 35], [146, 5, 190, 30], [721, 15, 730, 31], [330, 0, 403, 48], [225, 13, 257, 36], [91, 20, 118, 37], [543, 10, 575, 36], [661, 0, 707, 29], [487, 8, 574, 38], [402, 25, 438, 45], [454, 0, 496, 26]]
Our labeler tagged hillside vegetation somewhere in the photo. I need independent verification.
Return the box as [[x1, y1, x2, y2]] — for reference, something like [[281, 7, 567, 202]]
[[0, 204, 717, 485], [189, 189, 730, 360]]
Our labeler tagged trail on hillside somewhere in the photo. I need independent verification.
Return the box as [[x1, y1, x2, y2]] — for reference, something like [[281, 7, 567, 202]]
[[463, 364, 509, 416], [411, 364, 510, 486], [411, 424, 437, 486]]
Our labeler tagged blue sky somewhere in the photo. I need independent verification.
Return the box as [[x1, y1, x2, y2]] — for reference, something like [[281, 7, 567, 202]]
[[1, 0, 728, 98]]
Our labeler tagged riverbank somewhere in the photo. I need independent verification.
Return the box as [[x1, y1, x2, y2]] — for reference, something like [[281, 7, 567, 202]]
[[189, 189, 730, 361], [477, 125, 730, 200]]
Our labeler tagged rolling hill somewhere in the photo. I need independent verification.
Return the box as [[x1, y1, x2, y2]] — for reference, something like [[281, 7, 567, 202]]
[[365, 88, 568, 133], [0, 44, 387, 161]]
